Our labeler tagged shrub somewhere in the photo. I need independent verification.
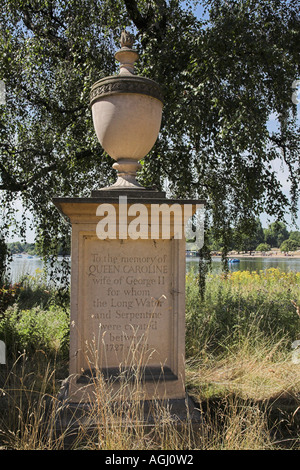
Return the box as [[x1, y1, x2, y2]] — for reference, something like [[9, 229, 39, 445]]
[[0, 304, 69, 358], [256, 243, 270, 252], [0, 283, 23, 318]]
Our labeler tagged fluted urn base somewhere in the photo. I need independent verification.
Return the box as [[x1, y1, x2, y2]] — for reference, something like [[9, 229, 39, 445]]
[[108, 176, 144, 189], [99, 157, 145, 190], [112, 158, 144, 189]]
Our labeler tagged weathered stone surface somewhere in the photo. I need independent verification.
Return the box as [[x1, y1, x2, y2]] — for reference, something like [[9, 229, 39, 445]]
[[53, 196, 203, 402]]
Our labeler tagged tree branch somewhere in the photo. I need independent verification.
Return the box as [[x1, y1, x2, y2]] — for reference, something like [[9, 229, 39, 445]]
[[0, 160, 24, 191], [124, 0, 167, 38], [17, 82, 85, 115], [123, 0, 150, 32]]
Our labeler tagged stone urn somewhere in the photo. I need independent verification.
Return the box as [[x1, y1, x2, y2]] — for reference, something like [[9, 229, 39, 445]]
[[90, 31, 163, 189]]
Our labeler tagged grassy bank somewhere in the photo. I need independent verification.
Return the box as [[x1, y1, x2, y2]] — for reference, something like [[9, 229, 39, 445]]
[[0, 268, 299, 449]]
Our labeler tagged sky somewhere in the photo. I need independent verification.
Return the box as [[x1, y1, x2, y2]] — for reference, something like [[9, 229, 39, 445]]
[[5, 1, 300, 243], [260, 105, 300, 228]]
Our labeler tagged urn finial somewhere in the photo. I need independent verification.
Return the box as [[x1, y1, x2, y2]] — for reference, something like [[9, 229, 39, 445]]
[[115, 30, 139, 76], [120, 30, 135, 49]]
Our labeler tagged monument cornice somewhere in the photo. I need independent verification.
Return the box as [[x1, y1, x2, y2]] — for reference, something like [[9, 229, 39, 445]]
[[53, 195, 205, 225]]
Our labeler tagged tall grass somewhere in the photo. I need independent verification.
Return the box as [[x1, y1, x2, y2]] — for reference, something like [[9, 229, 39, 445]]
[[185, 268, 300, 358], [0, 350, 284, 450], [0, 351, 290, 450], [0, 349, 199, 450], [0, 267, 299, 449], [185, 268, 300, 449]]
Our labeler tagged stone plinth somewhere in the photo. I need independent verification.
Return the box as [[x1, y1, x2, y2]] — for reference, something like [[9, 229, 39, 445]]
[[54, 192, 204, 403]]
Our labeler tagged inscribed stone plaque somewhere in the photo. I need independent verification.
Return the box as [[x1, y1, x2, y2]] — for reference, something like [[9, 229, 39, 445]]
[[78, 236, 176, 378]]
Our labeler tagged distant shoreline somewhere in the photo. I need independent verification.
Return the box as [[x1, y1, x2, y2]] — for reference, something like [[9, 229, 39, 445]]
[[212, 253, 300, 259]]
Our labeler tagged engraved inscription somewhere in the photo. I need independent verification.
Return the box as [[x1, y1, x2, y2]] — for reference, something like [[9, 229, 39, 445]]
[[83, 239, 172, 368]]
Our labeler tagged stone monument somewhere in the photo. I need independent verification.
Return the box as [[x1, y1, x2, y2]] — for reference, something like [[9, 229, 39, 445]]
[[53, 32, 205, 409]]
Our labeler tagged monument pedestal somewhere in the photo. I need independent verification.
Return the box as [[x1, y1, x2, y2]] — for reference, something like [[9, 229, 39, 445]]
[[50, 32, 205, 446], [54, 191, 204, 405]]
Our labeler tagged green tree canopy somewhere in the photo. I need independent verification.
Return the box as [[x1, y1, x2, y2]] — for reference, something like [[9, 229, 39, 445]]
[[280, 238, 299, 252], [232, 217, 265, 252], [256, 242, 271, 252], [289, 231, 300, 244], [263, 221, 289, 247], [0, 0, 299, 273]]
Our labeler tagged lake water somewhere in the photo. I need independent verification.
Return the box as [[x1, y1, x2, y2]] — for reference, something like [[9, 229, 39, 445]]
[[186, 256, 300, 274], [6, 256, 70, 284], [6, 254, 300, 284]]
